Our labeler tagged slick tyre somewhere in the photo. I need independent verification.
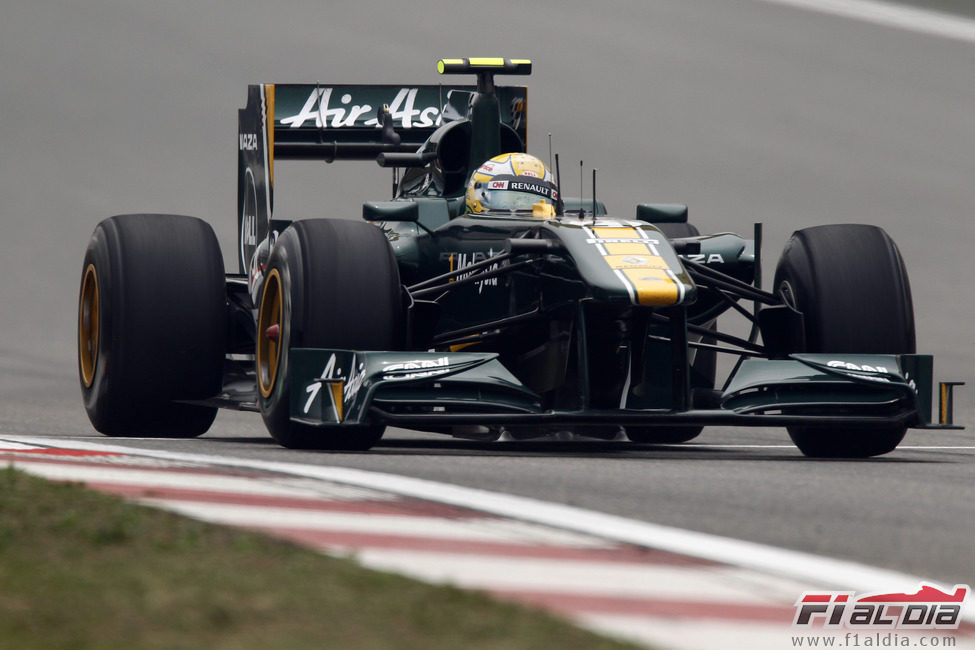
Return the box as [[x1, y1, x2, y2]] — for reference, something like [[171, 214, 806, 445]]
[[78, 214, 225, 437], [257, 219, 403, 450], [628, 220, 713, 445], [773, 224, 915, 458]]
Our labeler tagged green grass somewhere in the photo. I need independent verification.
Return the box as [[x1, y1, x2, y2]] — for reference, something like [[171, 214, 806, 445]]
[[0, 466, 646, 650]]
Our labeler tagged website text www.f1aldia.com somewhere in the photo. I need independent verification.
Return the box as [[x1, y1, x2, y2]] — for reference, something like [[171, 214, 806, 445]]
[[791, 632, 958, 647], [790, 583, 970, 647]]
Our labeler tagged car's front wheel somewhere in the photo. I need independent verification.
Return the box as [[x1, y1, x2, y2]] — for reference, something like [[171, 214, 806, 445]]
[[773, 224, 915, 458], [257, 219, 404, 450]]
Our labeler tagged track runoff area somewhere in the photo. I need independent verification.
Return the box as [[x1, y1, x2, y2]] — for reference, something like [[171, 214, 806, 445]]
[[2, 435, 972, 649]]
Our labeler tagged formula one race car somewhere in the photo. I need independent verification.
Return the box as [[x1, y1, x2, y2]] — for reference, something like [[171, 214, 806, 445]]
[[77, 58, 962, 457]]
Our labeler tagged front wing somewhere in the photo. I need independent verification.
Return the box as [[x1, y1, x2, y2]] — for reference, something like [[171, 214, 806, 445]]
[[289, 349, 959, 432]]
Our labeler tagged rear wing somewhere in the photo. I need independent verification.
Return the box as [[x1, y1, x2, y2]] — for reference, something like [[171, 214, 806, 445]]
[[270, 84, 527, 158], [237, 82, 527, 273]]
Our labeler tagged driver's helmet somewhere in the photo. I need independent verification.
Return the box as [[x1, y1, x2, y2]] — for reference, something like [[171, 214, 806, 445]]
[[465, 153, 559, 218]]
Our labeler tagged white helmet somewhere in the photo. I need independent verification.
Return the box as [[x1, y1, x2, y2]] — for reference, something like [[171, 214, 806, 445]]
[[465, 153, 558, 218]]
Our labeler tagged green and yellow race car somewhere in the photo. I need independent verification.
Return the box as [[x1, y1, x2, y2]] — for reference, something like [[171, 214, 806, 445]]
[[77, 58, 962, 457]]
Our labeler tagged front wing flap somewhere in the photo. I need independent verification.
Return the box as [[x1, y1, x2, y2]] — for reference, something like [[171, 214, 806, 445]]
[[289, 349, 541, 426], [722, 353, 934, 425]]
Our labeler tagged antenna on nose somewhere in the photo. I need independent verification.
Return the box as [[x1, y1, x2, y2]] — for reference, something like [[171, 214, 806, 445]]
[[579, 160, 585, 218], [592, 168, 598, 224], [554, 153, 563, 216]]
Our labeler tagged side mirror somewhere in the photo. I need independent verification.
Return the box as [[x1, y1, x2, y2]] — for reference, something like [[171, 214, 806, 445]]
[[363, 201, 419, 222], [636, 203, 688, 224]]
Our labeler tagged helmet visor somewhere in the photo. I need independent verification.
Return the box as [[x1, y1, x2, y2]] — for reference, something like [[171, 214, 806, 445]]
[[475, 177, 558, 213], [481, 189, 550, 211]]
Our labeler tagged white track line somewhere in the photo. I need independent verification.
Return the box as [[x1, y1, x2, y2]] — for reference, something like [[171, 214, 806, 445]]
[[758, 0, 975, 44], [685, 444, 975, 450], [352, 550, 794, 602], [10, 461, 333, 498], [896, 446, 975, 450], [3, 435, 972, 625]]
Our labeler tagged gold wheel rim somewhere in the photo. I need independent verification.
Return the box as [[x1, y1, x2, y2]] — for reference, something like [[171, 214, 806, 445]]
[[257, 269, 283, 398], [79, 264, 100, 388]]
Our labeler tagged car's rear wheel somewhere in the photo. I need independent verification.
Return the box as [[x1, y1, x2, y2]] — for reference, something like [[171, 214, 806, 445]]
[[79, 214, 225, 437], [257, 219, 404, 450], [774, 224, 915, 458]]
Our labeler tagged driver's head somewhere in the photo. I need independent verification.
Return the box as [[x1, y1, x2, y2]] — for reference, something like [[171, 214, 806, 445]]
[[465, 153, 559, 218]]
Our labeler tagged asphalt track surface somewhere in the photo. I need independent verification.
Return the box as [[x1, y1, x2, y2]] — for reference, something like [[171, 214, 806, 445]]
[[2, 0, 973, 594]]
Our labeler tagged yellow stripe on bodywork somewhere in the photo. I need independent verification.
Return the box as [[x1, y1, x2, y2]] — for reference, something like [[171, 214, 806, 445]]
[[590, 226, 679, 306], [604, 242, 654, 256], [437, 59, 463, 73], [329, 381, 344, 422], [468, 57, 506, 66], [593, 227, 639, 239], [621, 268, 679, 305], [941, 383, 948, 425], [604, 255, 669, 270]]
